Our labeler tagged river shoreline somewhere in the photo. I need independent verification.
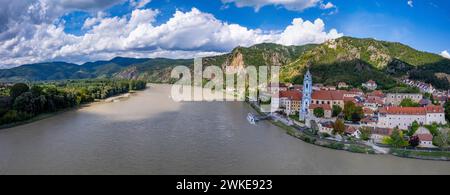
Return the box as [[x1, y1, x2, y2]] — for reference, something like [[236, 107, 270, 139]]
[[247, 101, 450, 162], [0, 91, 138, 130]]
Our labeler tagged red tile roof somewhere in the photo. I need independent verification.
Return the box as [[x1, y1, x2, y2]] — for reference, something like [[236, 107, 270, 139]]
[[363, 108, 374, 115], [309, 104, 332, 110], [280, 91, 302, 101], [312, 90, 344, 101], [417, 134, 433, 141], [366, 97, 384, 104], [380, 105, 444, 115], [345, 126, 357, 134], [344, 97, 357, 103], [368, 90, 384, 97]]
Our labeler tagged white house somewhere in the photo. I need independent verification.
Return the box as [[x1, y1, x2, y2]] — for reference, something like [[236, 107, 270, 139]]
[[319, 121, 334, 135], [362, 80, 378, 91], [345, 126, 361, 139], [414, 127, 436, 148], [378, 106, 446, 130]]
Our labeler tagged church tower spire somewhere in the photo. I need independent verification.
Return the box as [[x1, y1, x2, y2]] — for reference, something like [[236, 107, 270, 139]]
[[300, 69, 312, 121]]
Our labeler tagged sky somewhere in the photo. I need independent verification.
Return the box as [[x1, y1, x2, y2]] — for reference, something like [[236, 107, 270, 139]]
[[0, 0, 449, 68]]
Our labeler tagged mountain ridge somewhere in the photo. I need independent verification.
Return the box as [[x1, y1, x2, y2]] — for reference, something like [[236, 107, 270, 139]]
[[1, 37, 449, 89]]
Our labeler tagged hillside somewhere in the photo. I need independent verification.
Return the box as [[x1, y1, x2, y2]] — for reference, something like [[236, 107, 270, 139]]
[[277, 37, 450, 89], [0, 58, 193, 83], [0, 37, 449, 90], [203, 43, 317, 68]]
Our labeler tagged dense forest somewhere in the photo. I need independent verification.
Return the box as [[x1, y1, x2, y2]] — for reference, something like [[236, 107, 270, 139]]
[[0, 79, 146, 126]]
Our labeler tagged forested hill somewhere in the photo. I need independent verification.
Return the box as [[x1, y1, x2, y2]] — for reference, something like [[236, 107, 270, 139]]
[[1, 37, 449, 90], [0, 57, 193, 83]]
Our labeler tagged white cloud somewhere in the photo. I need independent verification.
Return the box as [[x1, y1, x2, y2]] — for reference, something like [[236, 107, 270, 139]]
[[130, 0, 152, 8], [276, 18, 342, 45], [221, 0, 322, 12], [441, 50, 450, 59], [407, 0, 414, 7], [320, 2, 335, 9], [0, 3, 343, 68]]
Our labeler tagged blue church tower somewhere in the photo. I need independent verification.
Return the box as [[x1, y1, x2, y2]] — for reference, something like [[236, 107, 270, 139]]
[[300, 70, 312, 121]]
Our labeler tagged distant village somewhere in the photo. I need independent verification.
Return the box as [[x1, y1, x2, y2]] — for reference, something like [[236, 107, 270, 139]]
[[266, 71, 449, 149]]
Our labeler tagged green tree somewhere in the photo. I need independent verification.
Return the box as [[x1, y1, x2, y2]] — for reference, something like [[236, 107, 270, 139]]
[[433, 128, 449, 150], [333, 119, 345, 135], [407, 121, 420, 136], [424, 124, 439, 136], [383, 128, 409, 148], [399, 98, 420, 107], [343, 101, 364, 122], [359, 126, 372, 141], [10, 83, 29, 99], [332, 105, 342, 117], [313, 107, 325, 118]]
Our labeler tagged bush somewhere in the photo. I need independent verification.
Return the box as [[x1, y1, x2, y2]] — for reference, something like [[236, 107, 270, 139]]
[[348, 145, 368, 153], [328, 142, 345, 150], [313, 107, 325, 118], [0, 110, 33, 125]]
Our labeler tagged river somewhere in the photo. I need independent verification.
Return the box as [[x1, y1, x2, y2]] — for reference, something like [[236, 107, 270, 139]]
[[0, 84, 449, 175]]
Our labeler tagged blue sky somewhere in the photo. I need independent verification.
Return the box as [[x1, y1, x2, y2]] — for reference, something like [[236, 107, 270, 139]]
[[1, 0, 449, 67], [62, 0, 450, 53]]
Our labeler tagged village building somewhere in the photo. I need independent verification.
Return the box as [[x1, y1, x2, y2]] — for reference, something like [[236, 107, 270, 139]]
[[417, 134, 434, 148], [350, 88, 365, 96], [362, 80, 378, 91], [364, 96, 384, 111], [290, 85, 303, 92], [312, 84, 324, 91], [361, 116, 378, 127], [378, 105, 446, 130], [345, 126, 361, 139], [311, 90, 345, 109], [309, 104, 332, 118], [385, 93, 423, 106], [320, 86, 337, 91], [319, 121, 334, 135], [414, 127, 436, 148], [274, 91, 302, 116], [367, 90, 385, 98], [338, 82, 349, 89], [363, 108, 375, 116]]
